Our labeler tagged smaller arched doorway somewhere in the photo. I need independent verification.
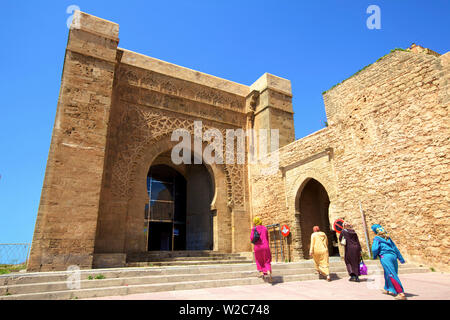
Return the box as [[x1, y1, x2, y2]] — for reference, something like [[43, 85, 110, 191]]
[[296, 178, 339, 258]]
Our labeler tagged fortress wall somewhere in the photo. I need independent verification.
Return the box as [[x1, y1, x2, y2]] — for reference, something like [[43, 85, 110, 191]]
[[249, 127, 338, 261], [29, 11, 448, 272], [28, 12, 119, 271], [95, 49, 251, 255], [323, 49, 449, 271], [251, 49, 449, 271]]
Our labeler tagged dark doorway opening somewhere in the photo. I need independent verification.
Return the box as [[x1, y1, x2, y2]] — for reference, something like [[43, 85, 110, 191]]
[[148, 222, 173, 251], [146, 164, 186, 251], [185, 163, 214, 250], [146, 160, 214, 251], [298, 178, 339, 258]]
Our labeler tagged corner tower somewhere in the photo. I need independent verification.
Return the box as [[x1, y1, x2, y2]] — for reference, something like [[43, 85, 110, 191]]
[[28, 12, 119, 271]]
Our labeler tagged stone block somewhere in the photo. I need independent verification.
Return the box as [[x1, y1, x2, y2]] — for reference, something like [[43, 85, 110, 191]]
[[93, 253, 127, 268]]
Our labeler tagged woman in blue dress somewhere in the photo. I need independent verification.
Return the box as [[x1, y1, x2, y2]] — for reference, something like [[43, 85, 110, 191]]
[[371, 224, 407, 300]]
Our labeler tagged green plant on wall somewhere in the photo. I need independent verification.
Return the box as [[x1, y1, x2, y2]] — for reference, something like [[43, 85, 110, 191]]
[[322, 47, 409, 95]]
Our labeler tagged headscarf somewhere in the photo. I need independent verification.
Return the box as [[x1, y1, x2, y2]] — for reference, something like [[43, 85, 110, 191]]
[[253, 216, 262, 226], [343, 222, 353, 229], [313, 226, 320, 232], [371, 224, 389, 239]]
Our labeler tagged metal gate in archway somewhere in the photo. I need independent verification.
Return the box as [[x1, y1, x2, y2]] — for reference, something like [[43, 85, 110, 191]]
[[266, 224, 285, 263]]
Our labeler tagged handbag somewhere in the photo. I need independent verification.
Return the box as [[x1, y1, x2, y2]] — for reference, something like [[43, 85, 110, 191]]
[[359, 257, 368, 275], [251, 227, 261, 244]]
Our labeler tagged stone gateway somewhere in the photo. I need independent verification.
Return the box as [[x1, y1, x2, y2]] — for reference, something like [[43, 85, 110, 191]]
[[28, 11, 449, 273]]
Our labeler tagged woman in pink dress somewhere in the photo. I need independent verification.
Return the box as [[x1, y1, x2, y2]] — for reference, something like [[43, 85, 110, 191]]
[[250, 216, 272, 283]]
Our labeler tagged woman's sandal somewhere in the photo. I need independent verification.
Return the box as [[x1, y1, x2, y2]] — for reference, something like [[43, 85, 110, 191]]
[[394, 294, 407, 300]]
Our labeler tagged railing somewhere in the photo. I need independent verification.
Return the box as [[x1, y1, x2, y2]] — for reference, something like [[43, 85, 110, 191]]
[[0, 243, 31, 267], [266, 224, 284, 263]]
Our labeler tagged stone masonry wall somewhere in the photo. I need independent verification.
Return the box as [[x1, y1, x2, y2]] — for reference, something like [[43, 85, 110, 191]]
[[249, 128, 338, 261], [95, 49, 252, 255], [28, 12, 119, 271], [250, 48, 449, 271], [29, 10, 448, 272], [324, 49, 449, 272]]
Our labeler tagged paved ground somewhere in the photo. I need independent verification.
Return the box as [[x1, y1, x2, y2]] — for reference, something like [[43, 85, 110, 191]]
[[88, 272, 450, 300]]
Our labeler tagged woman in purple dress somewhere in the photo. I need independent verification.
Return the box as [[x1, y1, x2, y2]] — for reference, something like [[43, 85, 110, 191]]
[[339, 222, 362, 282], [250, 216, 272, 283]]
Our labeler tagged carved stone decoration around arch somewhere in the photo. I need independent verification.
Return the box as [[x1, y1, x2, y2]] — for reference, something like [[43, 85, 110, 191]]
[[110, 104, 245, 210], [119, 66, 246, 113], [124, 135, 231, 253]]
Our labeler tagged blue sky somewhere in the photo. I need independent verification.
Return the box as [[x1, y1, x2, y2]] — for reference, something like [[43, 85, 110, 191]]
[[0, 0, 448, 243]]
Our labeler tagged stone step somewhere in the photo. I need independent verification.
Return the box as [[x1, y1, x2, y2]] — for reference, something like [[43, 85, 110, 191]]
[[0, 263, 262, 286], [0, 259, 414, 286], [5, 264, 381, 295], [126, 251, 244, 260], [0, 260, 428, 295], [0, 266, 346, 295], [127, 256, 250, 262], [126, 258, 253, 267], [0, 266, 429, 300], [125, 258, 379, 268]]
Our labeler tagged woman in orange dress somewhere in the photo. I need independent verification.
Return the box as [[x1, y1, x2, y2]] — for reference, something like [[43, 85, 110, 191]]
[[309, 226, 331, 281]]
